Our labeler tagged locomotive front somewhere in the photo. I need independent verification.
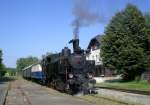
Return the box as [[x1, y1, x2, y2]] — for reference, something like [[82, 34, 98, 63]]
[[65, 38, 96, 94]]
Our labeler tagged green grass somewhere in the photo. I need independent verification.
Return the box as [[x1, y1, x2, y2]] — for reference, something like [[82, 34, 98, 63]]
[[96, 80, 150, 92]]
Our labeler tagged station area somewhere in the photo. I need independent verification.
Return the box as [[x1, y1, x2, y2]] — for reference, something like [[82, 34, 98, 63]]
[[1, 0, 150, 105]]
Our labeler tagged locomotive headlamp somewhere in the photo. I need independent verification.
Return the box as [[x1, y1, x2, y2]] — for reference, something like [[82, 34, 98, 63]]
[[68, 73, 73, 79], [88, 73, 93, 79]]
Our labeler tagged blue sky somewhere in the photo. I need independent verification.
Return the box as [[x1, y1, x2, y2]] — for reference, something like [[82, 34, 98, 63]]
[[0, 0, 150, 68]]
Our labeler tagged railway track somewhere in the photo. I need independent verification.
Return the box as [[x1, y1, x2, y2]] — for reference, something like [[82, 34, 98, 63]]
[[78, 95, 129, 105], [89, 95, 132, 105], [17, 86, 32, 105], [95, 86, 150, 96]]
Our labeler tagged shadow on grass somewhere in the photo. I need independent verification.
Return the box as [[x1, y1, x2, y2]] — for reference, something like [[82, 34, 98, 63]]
[[0, 76, 16, 84]]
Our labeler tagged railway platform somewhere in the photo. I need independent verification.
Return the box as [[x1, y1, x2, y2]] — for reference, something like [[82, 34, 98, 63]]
[[5, 78, 91, 105]]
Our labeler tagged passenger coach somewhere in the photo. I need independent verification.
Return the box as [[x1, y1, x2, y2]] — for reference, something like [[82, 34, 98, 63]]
[[22, 63, 44, 81]]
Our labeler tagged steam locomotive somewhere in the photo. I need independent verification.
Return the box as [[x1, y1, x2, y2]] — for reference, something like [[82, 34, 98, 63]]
[[23, 35, 96, 95], [41, 38, 96, 94]]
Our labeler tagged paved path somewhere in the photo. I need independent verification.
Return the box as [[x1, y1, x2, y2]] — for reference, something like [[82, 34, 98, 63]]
[[96, 88, 150, 105], [5, 79, 92, 105], [0, 80, 9, 105]]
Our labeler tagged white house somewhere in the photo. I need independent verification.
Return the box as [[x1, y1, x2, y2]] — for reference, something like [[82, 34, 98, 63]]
[[86, 35, 113, 77], [86, 35, 102, 66]]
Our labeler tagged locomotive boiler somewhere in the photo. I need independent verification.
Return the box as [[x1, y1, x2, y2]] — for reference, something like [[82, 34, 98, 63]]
[[41, 35, 96, 95]]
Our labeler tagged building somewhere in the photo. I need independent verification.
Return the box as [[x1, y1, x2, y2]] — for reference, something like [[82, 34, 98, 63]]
[[86, 35, 113, 77]]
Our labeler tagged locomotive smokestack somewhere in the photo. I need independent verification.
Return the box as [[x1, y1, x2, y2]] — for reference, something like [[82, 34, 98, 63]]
[[69, 38, 80, 54]]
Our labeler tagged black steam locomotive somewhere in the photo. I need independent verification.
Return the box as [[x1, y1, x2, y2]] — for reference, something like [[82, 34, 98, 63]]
[[41, 37, 96, 94]]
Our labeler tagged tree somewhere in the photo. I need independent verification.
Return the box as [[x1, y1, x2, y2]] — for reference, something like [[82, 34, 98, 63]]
[[16, 56, 39, 73], [0, 50, 6, 77], [101, 4, 150, 81], [0, 50, 3, 70]]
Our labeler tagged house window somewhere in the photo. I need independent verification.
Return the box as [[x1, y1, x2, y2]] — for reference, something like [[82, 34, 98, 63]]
[[92, 56, 94, 60], [96, 56, 97, 61], [91, 45, 98, 51], [96, 55, 100, 61]]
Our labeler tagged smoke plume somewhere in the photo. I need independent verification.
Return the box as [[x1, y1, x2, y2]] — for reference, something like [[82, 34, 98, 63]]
[[72, 0, 101, 39]]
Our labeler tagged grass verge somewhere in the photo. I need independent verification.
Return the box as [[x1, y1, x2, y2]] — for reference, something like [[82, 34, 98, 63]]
[[96, 80, 150, 92]]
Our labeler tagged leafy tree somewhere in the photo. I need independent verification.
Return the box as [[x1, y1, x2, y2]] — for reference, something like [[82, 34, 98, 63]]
[[101, 4, 150, 81], [0, 50, 3, 70], [0, 50, 6, 77], [16, 56, 39, 73]]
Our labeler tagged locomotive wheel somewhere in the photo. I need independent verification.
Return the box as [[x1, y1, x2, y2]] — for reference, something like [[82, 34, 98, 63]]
[[54, 79, 66, 92]]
